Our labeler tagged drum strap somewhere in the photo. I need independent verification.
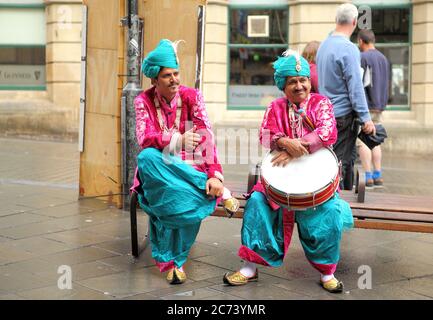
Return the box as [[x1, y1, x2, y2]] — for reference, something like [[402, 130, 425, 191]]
[[288, 107, 303, 138], [296, 109, 316, 132]]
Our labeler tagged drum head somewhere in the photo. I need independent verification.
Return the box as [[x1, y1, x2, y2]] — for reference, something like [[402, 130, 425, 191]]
[[261, 148, 338, 195]]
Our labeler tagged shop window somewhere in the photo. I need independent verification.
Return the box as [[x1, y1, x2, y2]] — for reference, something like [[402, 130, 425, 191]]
[[0, 4, 46, 90], [352, 6, 411, 109], [228, 7, 288, 109]]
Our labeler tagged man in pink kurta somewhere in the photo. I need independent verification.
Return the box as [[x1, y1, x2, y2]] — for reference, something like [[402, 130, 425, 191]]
[[131, 39, 239, 285], [223, 51, 353, 293]]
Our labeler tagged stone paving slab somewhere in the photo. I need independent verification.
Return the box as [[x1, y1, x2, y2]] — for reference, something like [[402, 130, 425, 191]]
[[148, 280, 218, 299], [0, 236, 78, 256], [0, 220, 68, 240], [0, 267, 55, 295], [29, 202, 97, 218], [0, 204, 34, 217], [43, 229, 116, 247], [97, 252, 155, 271], [208, 280, 312, 300], [15, 283, 115, 300], [338, 280, 432, 300], [399, 275, 433, 298], [0, 244, 36, 265], [1, 260, 61, 287], [76, 266, 174, 299], [160, 287, 238, 300], [38, 246, 121, 266], [0, 213, 51, 229]]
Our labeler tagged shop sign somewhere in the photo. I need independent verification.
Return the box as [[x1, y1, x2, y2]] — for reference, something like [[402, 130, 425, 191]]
[[0, 65, 45, 86]]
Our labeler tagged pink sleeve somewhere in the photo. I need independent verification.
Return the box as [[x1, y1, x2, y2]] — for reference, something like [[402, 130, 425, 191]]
[[191, 90, 224, 180], [301, 97, 337, 153], [134, 96, 172, 150], [260, 103, 286, 150]]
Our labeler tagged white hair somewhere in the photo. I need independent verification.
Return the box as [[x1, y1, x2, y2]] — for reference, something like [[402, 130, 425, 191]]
[[335, 3, 358, 25]]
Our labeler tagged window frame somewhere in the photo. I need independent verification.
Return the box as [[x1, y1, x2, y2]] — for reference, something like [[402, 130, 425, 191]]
[[0, 2, 46, 91], [356, 3, 412, 111], [227, 4, 289, 110]]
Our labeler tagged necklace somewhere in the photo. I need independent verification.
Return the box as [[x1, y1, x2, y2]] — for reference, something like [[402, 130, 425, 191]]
[[287, 100, 303, 138], [154, 96, 182, 134]]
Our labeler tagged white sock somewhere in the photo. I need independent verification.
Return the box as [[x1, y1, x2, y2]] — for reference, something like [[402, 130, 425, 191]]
[[177, 266, 184, 272], [222, 187, 232, 200], [240, 261, 257, 277], [321, 274, 334, 282]]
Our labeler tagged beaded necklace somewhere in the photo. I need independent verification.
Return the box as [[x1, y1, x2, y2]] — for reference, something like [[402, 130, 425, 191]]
[[154, 96, 182, 134]]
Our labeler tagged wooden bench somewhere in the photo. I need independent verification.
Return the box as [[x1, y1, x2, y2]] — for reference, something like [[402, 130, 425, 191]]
[[129, 166, 433, 258]]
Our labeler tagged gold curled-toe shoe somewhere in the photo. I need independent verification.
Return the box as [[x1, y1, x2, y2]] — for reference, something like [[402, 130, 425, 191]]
[[166, 268, 187, 285], [320, 277, 344, 293], [223, 197, 240, 218], [223, 270, 258, 286]]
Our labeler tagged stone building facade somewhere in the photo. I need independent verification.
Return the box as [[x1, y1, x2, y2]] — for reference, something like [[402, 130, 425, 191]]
[[0, 0, 82, 140]]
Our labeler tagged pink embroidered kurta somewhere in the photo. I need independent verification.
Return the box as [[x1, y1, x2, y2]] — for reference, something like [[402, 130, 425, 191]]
[[260, 93, 337, 154], [252, 93, 337, 205], [133, 85, 223, 182]]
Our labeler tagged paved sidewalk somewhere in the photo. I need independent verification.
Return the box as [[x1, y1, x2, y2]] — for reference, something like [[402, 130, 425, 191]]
[[0, 137, 432, 300]]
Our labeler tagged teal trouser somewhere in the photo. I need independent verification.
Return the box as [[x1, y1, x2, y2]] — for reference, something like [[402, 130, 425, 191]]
[[136, 148, 216, 270], [240, 191, 353, 274]]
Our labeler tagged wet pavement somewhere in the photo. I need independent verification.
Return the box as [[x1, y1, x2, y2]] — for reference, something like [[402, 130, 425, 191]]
[[0, 137, 433, 300]]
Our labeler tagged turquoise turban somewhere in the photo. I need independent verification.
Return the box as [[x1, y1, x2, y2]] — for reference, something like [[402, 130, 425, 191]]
[[141, 39, 179, 78], [273, 53, 310, 91]]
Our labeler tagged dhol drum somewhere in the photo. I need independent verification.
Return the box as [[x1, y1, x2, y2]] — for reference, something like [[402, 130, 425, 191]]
[[260, 147, 340, 210]]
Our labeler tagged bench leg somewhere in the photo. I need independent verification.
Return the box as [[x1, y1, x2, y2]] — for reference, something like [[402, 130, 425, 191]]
[[355, 166, 366, 203], [247, 162, 261, 192], [130, 192, 139, 258], [130, 192, 150, 258]]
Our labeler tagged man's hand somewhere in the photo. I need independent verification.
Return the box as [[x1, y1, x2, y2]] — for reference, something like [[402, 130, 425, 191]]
[[271, 150, 292, 167], [277, 137, 309, 158], [181, 125, 201, 151], [362, 120, 376, 135], [205, 178, 224, 197]]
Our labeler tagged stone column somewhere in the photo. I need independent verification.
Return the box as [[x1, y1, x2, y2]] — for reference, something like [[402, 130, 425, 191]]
[[203, 0, 228, 124], [45, 0, 83, 132], [412, 0, 433, 127], [288, 0, 345, 53]]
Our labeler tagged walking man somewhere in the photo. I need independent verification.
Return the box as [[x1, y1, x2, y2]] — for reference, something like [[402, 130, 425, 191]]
[[316, 3, 375, 190], [357, 29, 390, 187]]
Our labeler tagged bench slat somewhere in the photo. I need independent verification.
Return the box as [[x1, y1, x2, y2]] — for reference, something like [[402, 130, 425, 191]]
[[354, 219, 433, 233], [340, 191, 433, 214], [352, 209, 433, 223]]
